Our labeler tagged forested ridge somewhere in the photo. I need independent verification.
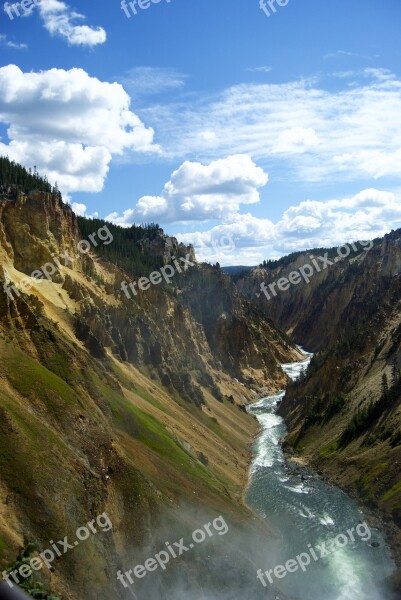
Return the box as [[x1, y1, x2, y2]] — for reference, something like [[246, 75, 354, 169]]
[[0, 155, 61, 198]]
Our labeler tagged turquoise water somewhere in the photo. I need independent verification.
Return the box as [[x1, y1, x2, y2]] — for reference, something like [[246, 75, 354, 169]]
[[246, 350, 394, 600]]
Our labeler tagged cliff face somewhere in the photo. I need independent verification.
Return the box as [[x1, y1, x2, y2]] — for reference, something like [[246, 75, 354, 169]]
[[237, 230, 401, 589], [0, 190, 299, 599], [236, 237, 395, 352], [0, 192, 79, 277]]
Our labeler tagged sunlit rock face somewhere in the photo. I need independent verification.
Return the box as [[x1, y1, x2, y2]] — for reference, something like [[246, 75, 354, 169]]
[[0, 188, 300, 600]]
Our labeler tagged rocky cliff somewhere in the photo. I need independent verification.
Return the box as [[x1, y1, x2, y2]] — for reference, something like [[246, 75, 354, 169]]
[[0, 183, 301, 599]]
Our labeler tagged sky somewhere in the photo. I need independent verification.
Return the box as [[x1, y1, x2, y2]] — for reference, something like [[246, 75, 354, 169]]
[[1, 0, 401, 265]]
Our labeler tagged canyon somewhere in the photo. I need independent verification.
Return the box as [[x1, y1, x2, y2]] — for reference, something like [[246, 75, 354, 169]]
[[1, 158, 400, 599], [0, 165, 301, 599]]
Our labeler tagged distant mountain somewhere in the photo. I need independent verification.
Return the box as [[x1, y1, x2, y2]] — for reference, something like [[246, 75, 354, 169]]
[[221, 265, 254, 276]]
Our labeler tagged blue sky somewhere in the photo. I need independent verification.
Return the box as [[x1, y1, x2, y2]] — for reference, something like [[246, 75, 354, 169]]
[[1, 0, 401, 264]]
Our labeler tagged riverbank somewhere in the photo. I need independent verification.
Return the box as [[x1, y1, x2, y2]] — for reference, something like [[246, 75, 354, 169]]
[[276, 346, 401, 599]]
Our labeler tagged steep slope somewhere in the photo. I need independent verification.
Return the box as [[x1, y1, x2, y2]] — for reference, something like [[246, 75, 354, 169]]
[[0, 181, 301, 599], [236, 230, 401, 594]]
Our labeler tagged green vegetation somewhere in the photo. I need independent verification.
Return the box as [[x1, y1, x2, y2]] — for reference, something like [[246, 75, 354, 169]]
[[319, 440, 340, 458], [0, 155, 60, 198], [337, 320, 376, 355], [340, 369, 401, 446], [358, 462, 389, 506], [390, 429, 401, 447], [1, 345, 81, 414], [77, 216, 166, 276], [295, 392, 346, 430], [260, 250, 306, 270], [4, 545, 60, 599], [131, 382, 169, 413], [91, 374, 214, 485], [224, 266, 253, 282], [382, 480, 401, 503]]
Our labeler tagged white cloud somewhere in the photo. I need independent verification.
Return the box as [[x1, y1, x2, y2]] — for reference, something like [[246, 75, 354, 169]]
[[248, 66, 273, 73], [138, 68, 401, 183], [105, 154, 268, 224], [71, 202, 87, 216], [3, 0, 106, 46], [274, 188, 401, 249], [0, 65, 160, 195], [177, 212, 276, 263], [273, 127, 319, 154], [176, 188, 401, 265], [120, 67, 188, 97], [103, 152, 401, 264], [323, 50, 372, 61], [70, 202, 98, 218], [38, 0, 106, 46], [333, 148, 401, 179], [0, 34, 27, 49]]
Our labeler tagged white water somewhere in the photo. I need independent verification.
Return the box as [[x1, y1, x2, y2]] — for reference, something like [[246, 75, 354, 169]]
[[246, 348, 394, 600]]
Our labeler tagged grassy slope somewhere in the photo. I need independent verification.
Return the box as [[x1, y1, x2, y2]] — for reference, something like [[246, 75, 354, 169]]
[[0, 335, 261, 599]]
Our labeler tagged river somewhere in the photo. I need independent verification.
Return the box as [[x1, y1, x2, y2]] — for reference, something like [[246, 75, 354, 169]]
[[246, 349, 394, 600]]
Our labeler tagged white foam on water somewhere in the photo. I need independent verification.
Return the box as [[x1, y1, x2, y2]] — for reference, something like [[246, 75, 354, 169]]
[[329, 547, 374, 600], [298, 505, 316, 519], [281, 348, 313, 382], [319, 513, 335, 527], [284, 483, 311, 494], [278, 475, 290, 483], [248, 350, 312, 475]]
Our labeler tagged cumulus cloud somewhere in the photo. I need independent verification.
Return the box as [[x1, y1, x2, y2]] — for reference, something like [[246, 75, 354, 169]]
[[176, 188, 401, 265], [71, 202, 87, 216], [105, 155, 268, 224], [176, 213, 276, 264], [274, 188, 400, 248], [103, 151, 401, 264], [71, 202, 98, 218], [0, 65, 160, 195]]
